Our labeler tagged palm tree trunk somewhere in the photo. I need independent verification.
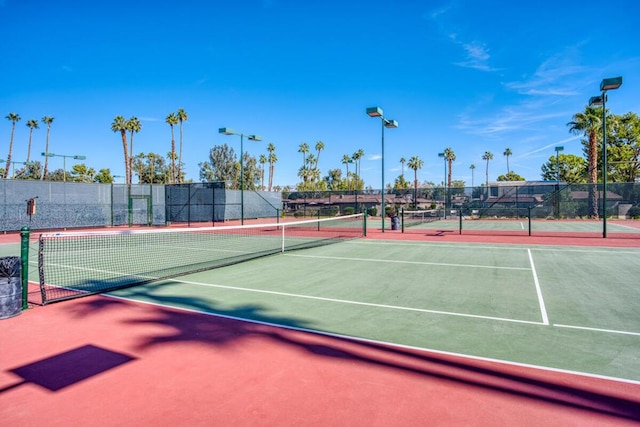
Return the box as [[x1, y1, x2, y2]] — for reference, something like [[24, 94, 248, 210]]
[[120, 130, 129, 185], [5, 123, 16, 179], [42, 128, 51, 180]]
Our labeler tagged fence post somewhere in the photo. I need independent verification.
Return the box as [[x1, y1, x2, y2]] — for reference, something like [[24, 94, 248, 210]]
[[20, 226, 29, 310]]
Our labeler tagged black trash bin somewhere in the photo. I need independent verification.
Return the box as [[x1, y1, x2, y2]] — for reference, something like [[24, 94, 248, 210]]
[[391, 216, 399, 230], [0, 256, 22, 319]]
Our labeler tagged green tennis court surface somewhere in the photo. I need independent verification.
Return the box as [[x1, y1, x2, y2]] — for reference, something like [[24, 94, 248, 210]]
[[93, 239, 640, 383]]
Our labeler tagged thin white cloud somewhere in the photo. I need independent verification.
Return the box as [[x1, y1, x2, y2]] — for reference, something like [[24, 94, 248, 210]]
[[454, 41, 497, 72], [457, 109, 570, 137], [368, 154, 382, 161]]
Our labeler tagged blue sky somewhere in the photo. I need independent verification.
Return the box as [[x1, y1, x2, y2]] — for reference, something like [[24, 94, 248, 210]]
[[2, 0, 639, 188]]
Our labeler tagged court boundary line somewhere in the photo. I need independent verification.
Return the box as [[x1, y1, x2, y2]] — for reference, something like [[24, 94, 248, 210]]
[[554, 324, 640, 337], [348, 239, 640, 254], [285, 253, 531, 271], [103, 292, 640, 386], [528, 248, 549, 325]]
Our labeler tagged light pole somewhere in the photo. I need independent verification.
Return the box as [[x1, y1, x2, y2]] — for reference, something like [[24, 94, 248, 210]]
[[438, 152, 446, 217], [0, 160, 35, 178], [589, 76, 622, 238], [366, 107, 398, 232], [218, 128, 262, 225], [41, 152, 86, 182]]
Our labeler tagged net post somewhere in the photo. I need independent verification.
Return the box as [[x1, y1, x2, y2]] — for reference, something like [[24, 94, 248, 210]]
[[20, 226, 29, 310], [528, 206, 532, 236], [363, 209, 367, 237], [401, 207, 405, 233], [458, 208, 463, 235], [281, 222, 286, 252]]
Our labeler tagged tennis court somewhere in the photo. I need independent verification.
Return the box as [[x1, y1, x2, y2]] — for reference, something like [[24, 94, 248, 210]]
[[2, 217, 640, 424], [400, 213, 640, 238]]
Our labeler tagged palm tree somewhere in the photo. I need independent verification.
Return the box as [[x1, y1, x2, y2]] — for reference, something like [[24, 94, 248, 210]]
[[503, 148, 512, 174], [342, 154, 352, 189], [444, 147, 456, 189], [4, 113, 21, 179], [165, 112, 179, 184], [400, 157, 406, 177], [126, 117, 142, 184], [298, 142, 309, 182], [41, 116, 55, 180], [267, 142, 277, 191], [314, 140, 324, 170], [407, 155, 424, 208], [111, 116, 129, 184], [25, 119, 39, 163], [568, 106, 602, 218], [482, 151, 494, 189], [259, 154, 267, 190], [469, 164, 476, 187], [176, 108, 188, 183], [352, 148, 364, 189]]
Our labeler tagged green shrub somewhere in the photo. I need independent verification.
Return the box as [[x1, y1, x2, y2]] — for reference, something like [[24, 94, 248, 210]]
[[628, 206, 640, 219], [344, 207, 355, 215]]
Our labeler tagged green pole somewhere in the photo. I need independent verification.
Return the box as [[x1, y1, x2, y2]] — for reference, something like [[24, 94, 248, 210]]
[[459, 209, 462, 235], [528, 206, 532, 237], [20, 226, 29, 310], [363, 209, 367, 237], [401, 207, 405, 233], [602, 93, 607, 238]]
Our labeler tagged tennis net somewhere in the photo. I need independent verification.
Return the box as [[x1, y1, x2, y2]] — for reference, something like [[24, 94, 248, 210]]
[[38, 214, 364, 304], [401, 209, 440, 229]]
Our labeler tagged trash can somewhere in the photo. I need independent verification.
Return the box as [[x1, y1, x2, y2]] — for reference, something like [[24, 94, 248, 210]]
[[391, 216, 399, 230], [0, 256, 22, 319]]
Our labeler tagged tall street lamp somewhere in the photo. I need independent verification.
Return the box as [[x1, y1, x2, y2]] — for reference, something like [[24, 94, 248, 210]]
[[366, 107, 398, 232], [589, 76, 622, 238], [41, 152, 86, 182], [218, 128, 262, 225], [0, 160, 35, 178], [438, 152, 447, 216]]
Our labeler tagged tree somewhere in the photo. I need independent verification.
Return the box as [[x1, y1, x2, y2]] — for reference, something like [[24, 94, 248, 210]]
[[4, 112, 21, 179], [41, 116, 54, 179], [503, 148, 512, 174], [497, 171, 525, 181], [134, 152, 169, 183], [25, 119, 39, 163], [444, 147, 456, 189], [394, 174, 410, 190], [126, 116, 142, 185], [324, 168, 343, 191], [165, 112, 179, 184], [177, 108, 188, 183], [259, 153, 267, 190], [608, 112, 640, 183], [400, 157, 406, 177], [298, 142, 309, 182], [341, 154, 352, 188], [71, 163, 96, 183], [482, 151, 494, 188], [469, 164, 476, 187], [199, 144, 237, 187], [94, 168, 115, 184], [351, 148, 364, 190], [267, 143, 277, 191], [407, 156, 424, 208], [314, 140, 324, 170], [568, 106, 602, 218], [14, 161, 42, 180], [540, 154, 587, 183], [111, 116, 129, 184]]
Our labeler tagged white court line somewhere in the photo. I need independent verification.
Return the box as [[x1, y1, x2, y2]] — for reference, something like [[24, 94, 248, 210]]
[[527, 249, 549, 325], [169, 278, 546, 326], [554, 324, 640, 337], [285, 253, 530, 271], [348, 239, 640, 255]]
